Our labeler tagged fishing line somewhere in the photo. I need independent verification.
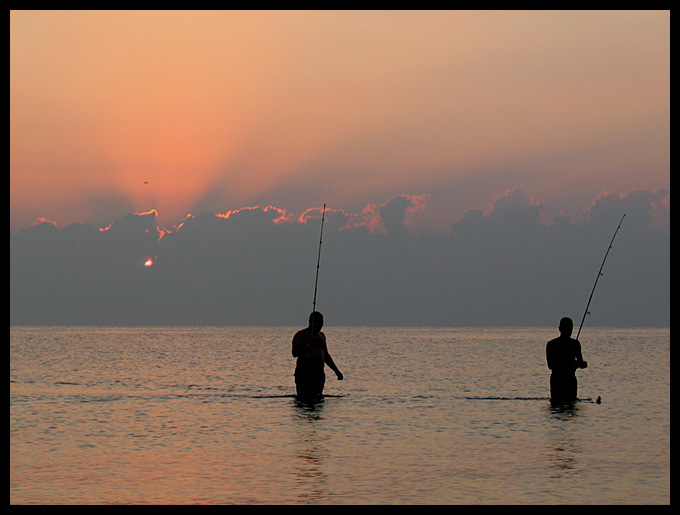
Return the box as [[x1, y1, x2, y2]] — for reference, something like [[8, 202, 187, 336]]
[[576, 213, 626, 340]]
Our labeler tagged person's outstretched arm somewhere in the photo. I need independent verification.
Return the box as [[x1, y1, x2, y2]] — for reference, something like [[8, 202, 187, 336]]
[[323, 337, 343, 380], [575, 340, 588, 369]]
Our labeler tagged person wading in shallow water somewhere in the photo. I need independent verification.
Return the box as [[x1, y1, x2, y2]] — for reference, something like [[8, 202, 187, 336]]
[[292, 312, 343, 398], [546, 317, 588, 403]]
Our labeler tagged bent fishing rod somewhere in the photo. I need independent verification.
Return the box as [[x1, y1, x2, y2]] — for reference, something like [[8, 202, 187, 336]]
[[311, 204, 326, 330], [576, 213, 626, 340]]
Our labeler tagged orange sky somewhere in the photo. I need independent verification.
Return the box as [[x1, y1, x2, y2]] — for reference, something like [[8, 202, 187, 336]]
[[10, 10, 670, 231]]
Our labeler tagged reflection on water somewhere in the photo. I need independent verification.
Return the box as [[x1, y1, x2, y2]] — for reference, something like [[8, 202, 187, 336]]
[[546, 400, 582, 479], [549, 400, 581, 418], [294, 395, 326, 418], [292, 396, 328, 503]]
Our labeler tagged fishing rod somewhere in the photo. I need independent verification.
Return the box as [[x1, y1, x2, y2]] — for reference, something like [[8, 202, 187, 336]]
[[576, 213, 626, 340], [311, 204, 326, 324]]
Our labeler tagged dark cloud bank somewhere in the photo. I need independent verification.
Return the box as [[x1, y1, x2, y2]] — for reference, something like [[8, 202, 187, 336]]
[[10, 188, 669, 327]]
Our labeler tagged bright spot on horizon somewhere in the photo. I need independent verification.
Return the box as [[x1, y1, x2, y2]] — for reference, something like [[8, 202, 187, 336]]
[[144, 258, 154, 267]]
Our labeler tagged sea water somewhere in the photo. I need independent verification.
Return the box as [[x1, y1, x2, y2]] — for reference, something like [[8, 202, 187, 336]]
[[10, 326, 669, 504]]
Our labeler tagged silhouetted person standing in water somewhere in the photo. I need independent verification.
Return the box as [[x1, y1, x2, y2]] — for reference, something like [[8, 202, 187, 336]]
[[546, 317, 588, 403], [292, 312, 343, 398]]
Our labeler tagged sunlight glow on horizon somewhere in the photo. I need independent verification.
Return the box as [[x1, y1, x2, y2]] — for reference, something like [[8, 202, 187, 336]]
[[10, 10, 669, 232]]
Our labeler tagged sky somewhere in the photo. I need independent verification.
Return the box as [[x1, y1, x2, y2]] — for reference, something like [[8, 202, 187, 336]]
[[10, 10, 670, 327]]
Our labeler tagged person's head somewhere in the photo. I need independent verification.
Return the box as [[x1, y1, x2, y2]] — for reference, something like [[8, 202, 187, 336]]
[[308, 311, 324, 332], [559, 317, 574, 337]]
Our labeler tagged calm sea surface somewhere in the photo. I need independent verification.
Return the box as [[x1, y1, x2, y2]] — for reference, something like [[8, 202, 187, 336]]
[[10, 326, 669, 505]]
